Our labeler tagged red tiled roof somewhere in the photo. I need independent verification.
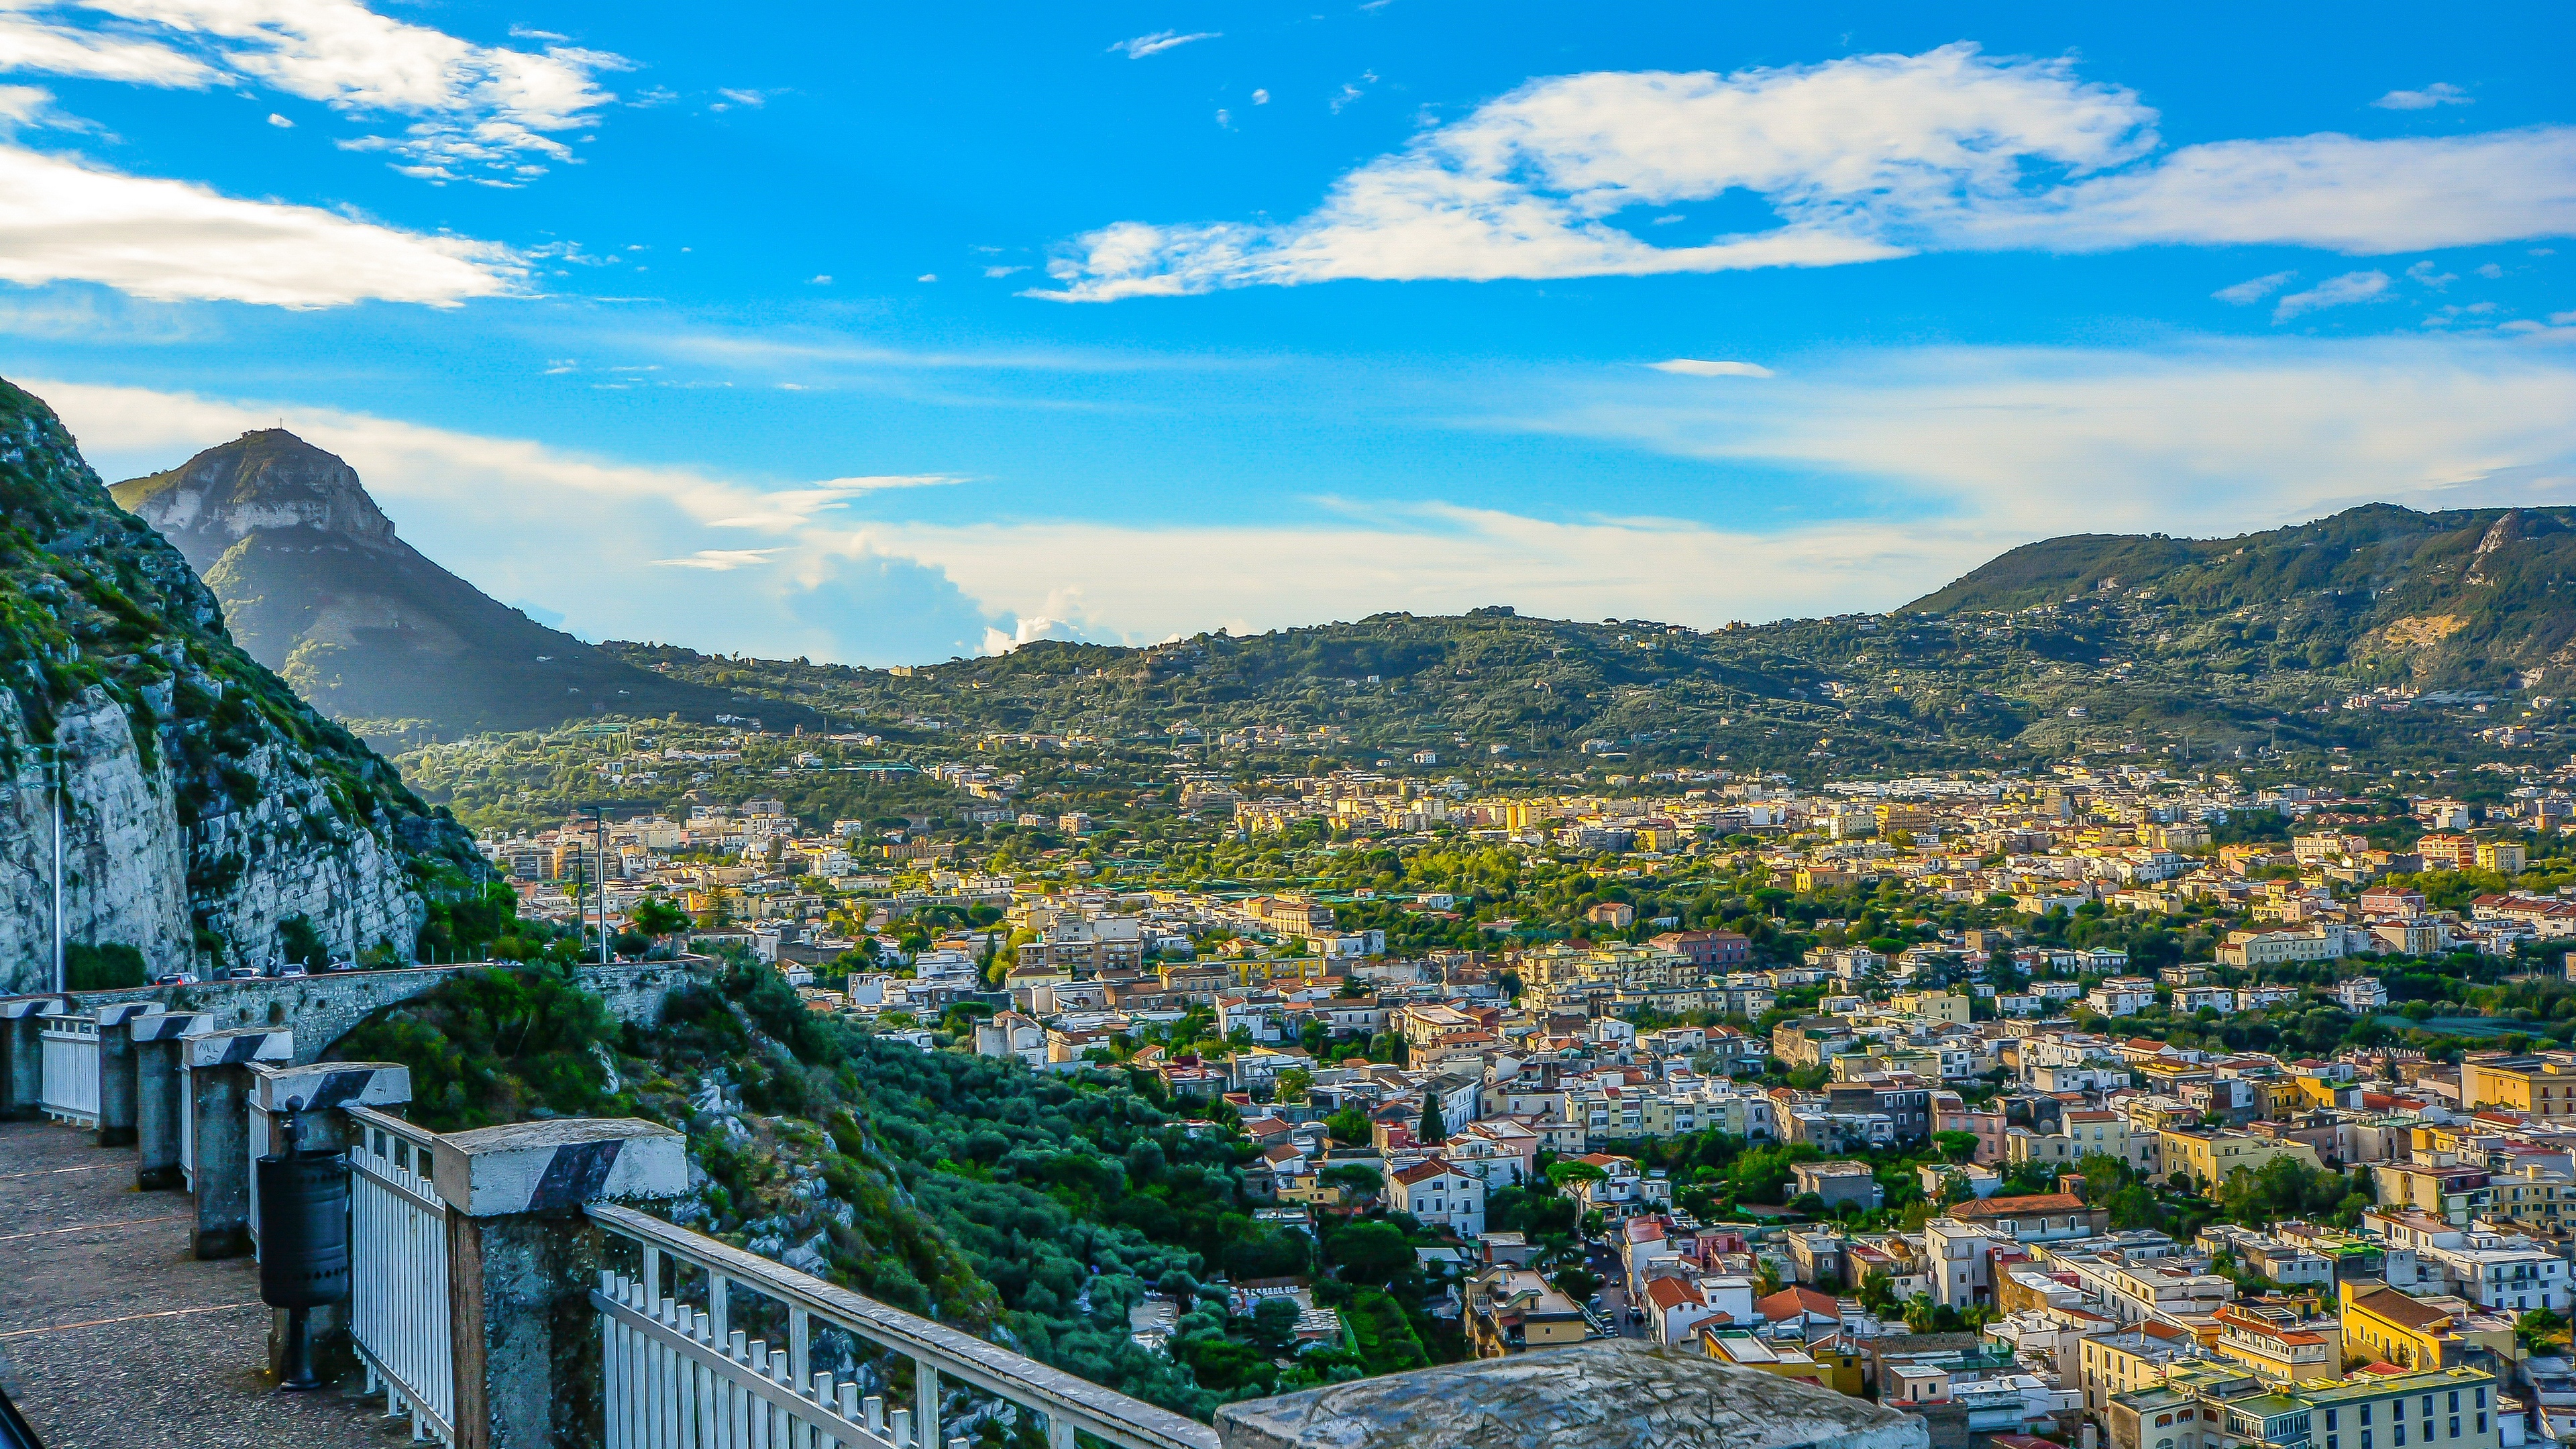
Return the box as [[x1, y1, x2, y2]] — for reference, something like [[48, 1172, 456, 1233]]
[[1951, 1192, 2088, 1218], [1644, 1277, 1704, 1310], [1756, 1287, 1840, 1322]]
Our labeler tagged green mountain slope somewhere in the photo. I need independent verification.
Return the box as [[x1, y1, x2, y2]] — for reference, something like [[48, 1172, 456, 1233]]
[[0, 378, 481, 987], [592, 506, 2576, 780], [111, 431, 822, 746], [1907, 504, 2576, 686]]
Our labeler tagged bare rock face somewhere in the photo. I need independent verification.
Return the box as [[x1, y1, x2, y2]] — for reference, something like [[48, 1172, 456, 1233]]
[[0, 378, 474, 989], [106, 428, 810, 744], [1214, 1343, 1929, 1449]]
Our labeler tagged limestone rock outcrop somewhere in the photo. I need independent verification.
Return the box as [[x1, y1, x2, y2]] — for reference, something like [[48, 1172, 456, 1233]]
[[0, 378, 476, 991], [1213, 1342, 1929, 1449], [111, 430, 815, 745]]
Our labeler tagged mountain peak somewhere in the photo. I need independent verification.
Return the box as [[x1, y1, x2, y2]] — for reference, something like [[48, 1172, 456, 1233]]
[[111, 428, 395, 572]]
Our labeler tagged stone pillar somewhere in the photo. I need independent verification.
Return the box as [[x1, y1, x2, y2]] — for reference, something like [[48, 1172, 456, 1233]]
[[250, 1061, 413, 1387], [0, 998, 63, 1119], [431, 1118, 686, 1449], [186, 1026, 293, 1259], [91, 1002, 160, 1146], [131, 1011, 209, 1190]]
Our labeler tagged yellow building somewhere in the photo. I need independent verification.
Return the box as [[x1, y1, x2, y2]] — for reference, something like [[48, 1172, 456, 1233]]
[[2079, 1324, 2199, 1412], [2340, 1280, 2479, 1371], [1891, 990, 1972, 1026], [2489, 1165, 2576, 1233], [1701, 1328, 1829, 1387], [2478, 841, 2527, 873], [2461, 1053, 2576, 1118], [2155, 1129, 2321, 1188], [1466, 1268, 1587, 1357]]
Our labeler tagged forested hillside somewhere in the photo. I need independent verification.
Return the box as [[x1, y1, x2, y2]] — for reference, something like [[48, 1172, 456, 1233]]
[[605, 506, 2576, 779], [336, 961, 1457, 1419]]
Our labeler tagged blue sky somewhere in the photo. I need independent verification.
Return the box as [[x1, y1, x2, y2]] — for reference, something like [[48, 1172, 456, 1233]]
[[2, 1, 2572, 663]]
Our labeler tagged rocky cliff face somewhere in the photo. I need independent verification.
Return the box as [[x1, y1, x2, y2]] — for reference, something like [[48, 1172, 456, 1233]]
[[111, 433, 819, 745], [0, 380, 473, 993]]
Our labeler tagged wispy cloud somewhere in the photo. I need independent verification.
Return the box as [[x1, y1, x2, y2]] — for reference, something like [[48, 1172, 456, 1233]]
[[706, 474, 967, 530], [2272, 270, 2390, 322], [1035, 44, 2576, 302], [1648, 358, 1774, 378], [0, 88, 517, 305], [2213, 270, 2296, 305], [653, 549, 782, 570], [2373, 83, 2471, 110], [1107, 30, 1218, 59], [0, 0, 627, 183]]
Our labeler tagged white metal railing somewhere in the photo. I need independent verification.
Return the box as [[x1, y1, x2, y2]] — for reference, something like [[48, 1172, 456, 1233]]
[[590, 1204, 1220, 1449], [598, 1269, 908, 1449], [38, 1013, 99, 1125], [348, 1104, 455, 1444]]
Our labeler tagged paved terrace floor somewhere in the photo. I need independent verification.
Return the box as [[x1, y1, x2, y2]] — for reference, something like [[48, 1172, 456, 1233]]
[[0, 1118, 395, 1449]]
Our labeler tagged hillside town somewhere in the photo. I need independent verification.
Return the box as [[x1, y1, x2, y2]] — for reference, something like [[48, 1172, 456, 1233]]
[[446, 756, 2576, 1448]]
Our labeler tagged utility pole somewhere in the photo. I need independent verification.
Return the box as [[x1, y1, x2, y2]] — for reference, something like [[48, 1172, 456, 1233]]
[[50, 743, 66, 994], [596, 809, 610, 965]]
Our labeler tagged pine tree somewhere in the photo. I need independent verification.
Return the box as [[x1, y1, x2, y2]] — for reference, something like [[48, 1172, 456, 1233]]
[[1418, 1093, 1445, 1145]]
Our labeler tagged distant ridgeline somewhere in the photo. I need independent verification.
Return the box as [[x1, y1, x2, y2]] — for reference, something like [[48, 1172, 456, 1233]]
[[601, 507, 2576, 778]]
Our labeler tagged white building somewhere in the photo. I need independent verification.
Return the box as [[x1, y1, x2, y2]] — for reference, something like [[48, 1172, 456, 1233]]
[[1389, 1160, 1487, 1237], [2428, 1234, 2568, 1313]]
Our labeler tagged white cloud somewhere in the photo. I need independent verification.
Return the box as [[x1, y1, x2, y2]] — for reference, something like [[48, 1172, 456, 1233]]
[[265, 110, 290, 126], [1648, 358, 1773, 377], [0, 108, 519, 304], [981, 614, 1085, 655], [1107, 30, 1217, 59], [2213, 270, 2295, 304], [0, 0, 625, 182], [2272, 270, 2390, 322], [0, 12, 211, 85], [2406, 260, 2457, 289], [2374, 83, 2471, 110], [705, 474, 965, 530], [1514, 337, 2576, 545], [653, 549, 780, 570], [1036, 44, 2576, 301], [1251, 88, 1269, 105]]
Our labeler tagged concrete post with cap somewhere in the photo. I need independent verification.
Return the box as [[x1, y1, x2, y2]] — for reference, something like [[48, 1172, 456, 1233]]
[[130, 1010, 210, 1189], [91, 1001, 162, 1146], [185, 1025, 294, 1258], [431, 1117, 686, 1449], [0, 996, 65, 1119]]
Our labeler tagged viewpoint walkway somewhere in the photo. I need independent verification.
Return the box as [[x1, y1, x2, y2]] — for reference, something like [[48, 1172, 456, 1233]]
[[0, 1118, 393, 1448]]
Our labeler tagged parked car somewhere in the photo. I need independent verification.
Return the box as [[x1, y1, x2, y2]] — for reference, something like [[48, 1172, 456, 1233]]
[[323, 959, 358, 973], [223, 967, 262, 981], [150, 971, 201, 986], [274, 962, 310, 978]]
